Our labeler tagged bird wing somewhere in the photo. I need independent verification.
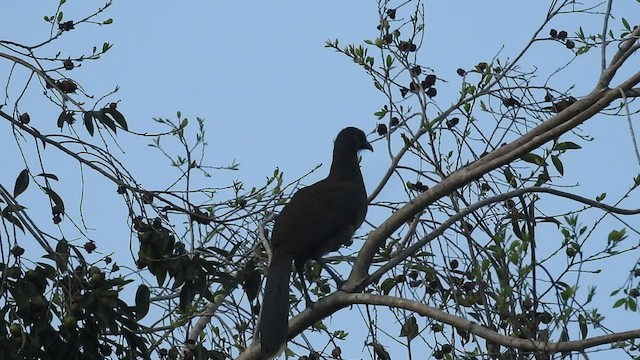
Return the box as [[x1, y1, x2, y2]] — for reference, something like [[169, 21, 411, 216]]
[[270, 178, 367, 259]]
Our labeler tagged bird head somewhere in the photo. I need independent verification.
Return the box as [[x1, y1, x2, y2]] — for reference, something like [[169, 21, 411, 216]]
[[336, 127, 373, 153]]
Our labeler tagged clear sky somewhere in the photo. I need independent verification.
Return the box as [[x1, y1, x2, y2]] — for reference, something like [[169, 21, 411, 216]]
[[2, 1, 639, 359]]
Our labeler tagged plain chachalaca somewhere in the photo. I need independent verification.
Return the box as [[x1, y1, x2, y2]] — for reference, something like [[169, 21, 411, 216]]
[[258, 127, 372, 358]]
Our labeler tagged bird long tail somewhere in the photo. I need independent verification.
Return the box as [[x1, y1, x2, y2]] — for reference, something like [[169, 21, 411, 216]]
[[259, 252, 293, 358]]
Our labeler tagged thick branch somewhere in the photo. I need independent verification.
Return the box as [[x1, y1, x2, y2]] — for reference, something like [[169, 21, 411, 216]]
[[347, 71, 640, 289], [238, 290, 640, 359]]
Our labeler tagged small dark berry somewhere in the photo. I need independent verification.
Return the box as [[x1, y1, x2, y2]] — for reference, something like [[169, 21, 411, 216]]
[[386, 9, 396, 20], [449, 259, 459, 269], [446, 117, 459, 128], [456, 68, 466, 76], [63, 59, 74, 70], [565, 39, 575, 49], [84, 241, 97, 253], [377, 123, 388, 136], [58, 21, 75, 32], [426, 87, 437, 98], [19, 113, 30, 124], [11, 246, 25, 257], [423, 74, 436, 88], [550, 29, 558, 38], [390, 117, 399, 126], [557, 30, 568, 40]]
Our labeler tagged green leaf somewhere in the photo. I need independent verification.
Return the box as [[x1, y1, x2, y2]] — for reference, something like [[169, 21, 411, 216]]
[[520, 153, 545, 166], [135, 285, 150, 320], [622, 17, 631, 31], [97, 110, 117, 132], [44, 187, 65, 213], [83, 111, 94, 136], [554, 141, 582, 151], [104, 107, 128, 131], [103, 18, 113, 25], [57, 11, 63, 22], [551, 155, 564, 176], [503, 168, 517, 188], [179, 284, 194, 311], [578, 314, 587, 339], [54, 239, 69, 268], [629, 298, 637, 312], [242, 267, 261, 302], [57, 111, 66, 129], [37, 173, 59, 181], [1, 208, 25, 232], [369, 342, 390, 360], [608, 228, 627, 243], [13, 169, 29, 197], [595, 193, 606, 201], [380, 278, 396, 295], [399, 316, 418, 341], [613, 298, 626, 308]]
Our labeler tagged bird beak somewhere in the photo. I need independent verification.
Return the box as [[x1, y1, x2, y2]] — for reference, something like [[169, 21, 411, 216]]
[[363, 141, 373, 152]]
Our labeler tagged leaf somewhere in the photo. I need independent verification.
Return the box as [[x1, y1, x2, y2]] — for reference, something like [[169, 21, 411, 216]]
[[380, 278, 396, 295], [399, 316, 418, 341], [551, 155, 564, 176], [578, 314, 587, 339], [13, 169, 29, 197], [103, 107, 128, 131], [1, 208, 25, 232], [179, 284, 194, 311], [369, 342, 390, 360], [503, 168, 517, 188], [44, 187, 65, 213], [595, 193, 606, 201], [520, 153, 545, 166], [54, 239, 69, 268], [613, 298, 626, 308], [57, 111, 66, 129], [135, 285, 150, 320], [608, 228, 627, 243], [83, 111, 94, 136], [242, 267, 261, 302], [36, 173, 59, 181], [539, 216, 561, 227], [554, 141, 582, 151], [622, 17, 630, 31], [97, 110, 117, 132]]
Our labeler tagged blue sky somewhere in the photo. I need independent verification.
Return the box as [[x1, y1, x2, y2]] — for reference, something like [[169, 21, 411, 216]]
[[2, 1, 640, 359]]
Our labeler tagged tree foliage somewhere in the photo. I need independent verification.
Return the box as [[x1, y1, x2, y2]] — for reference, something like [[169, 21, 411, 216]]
[[1, 1, 640, 360]]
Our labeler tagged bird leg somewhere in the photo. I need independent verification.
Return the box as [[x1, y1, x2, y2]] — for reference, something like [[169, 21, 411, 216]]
[[294, 258, 315, 308]]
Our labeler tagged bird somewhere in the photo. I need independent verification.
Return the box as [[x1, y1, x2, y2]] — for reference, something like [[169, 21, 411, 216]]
[[258, 127, 372, 359]]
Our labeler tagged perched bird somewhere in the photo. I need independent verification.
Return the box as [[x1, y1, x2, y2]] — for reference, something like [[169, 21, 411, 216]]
[[258, 127, 372, 358]]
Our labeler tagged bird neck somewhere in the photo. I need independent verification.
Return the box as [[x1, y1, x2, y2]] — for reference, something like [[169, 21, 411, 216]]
[[328, 149, 363, 181]]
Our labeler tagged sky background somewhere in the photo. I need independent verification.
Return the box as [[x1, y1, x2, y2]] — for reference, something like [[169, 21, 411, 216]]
[[2, 1, 640, 359]]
